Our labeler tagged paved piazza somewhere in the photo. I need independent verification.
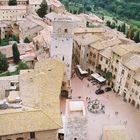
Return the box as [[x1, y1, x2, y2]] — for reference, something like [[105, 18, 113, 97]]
[[61, 75, 140, 140]]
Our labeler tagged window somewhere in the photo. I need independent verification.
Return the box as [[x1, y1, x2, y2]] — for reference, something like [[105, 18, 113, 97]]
[[62, 56, 64, 61], [90, 52, 92, 56], [134, 80, 137, 84], [16, 138, 24, 140], [111, 65, 114, 70], [30, 132, 35, 139], [135, 91, 138, 95], [74, 138, 77, 140], [132, 88, 134, 93], [55, 46, 58, 48], [106, 60, 108, 64], [100, 56, 103, 61], [121, 69, 124, 74], [116, 60, 119, 63], [113, 75, 116, 79], [87, 54, 88, 57], [93, 54, 96, 58], [64, 29, 68, 33], [128, 74, 131, 79], [137, 82, 140, 86], [115, 68, 117, 72]]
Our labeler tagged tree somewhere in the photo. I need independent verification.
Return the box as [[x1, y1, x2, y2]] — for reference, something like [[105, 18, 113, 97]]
[[12, 43, 20, 64], [106, 21, 111, 27], [24, 37, 30, 43], [86, 6, 92, 12], [134, 31, 140, 43], [127, 26, 134, 40], [37, 0, 48, 18], [121, 23, 126, 34], [8, 0, 17, 5], [0, 52, 8, 73], [12, 35, 17, 42], [17, 61, 28, 71], [78, 7, 84, 14], [110, 22, 116, 29], [117, 25, 121, 31]]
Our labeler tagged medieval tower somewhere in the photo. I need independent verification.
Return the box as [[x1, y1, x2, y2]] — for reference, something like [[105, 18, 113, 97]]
[[50, 18, 73, 80]]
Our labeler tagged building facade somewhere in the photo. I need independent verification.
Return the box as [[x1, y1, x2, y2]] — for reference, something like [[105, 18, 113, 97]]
[[50, 18, 74, 80]]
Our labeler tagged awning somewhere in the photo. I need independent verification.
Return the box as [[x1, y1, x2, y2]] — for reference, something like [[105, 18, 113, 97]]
[[96, 76, 106, 83], [76, 65, 88, 75], [91, 73, 100, 79]]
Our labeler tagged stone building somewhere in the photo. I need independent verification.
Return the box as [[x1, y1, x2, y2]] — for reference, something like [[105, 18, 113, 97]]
[[50, 17, 74, 81], [0, 59, 64, 140], [0, 0, 28, 5], [64, 100, 87, 140], [0, 6, 27, 21]]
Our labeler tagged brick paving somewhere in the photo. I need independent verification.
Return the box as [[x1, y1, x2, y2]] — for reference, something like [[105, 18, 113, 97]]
[[61, 74, 140, 140]]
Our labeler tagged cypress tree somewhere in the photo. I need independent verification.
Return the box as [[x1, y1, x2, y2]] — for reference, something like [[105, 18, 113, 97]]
[[24, 37, 30, 43], [37, 0, 48, 18], [121, 23, 126, 34], [0, 52, 8, 73], [134, 31, 140, 43], [12, 43, 20, 64]]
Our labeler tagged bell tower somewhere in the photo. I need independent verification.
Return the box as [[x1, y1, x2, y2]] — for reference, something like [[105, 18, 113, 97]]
[[50, 18, 74, 80]]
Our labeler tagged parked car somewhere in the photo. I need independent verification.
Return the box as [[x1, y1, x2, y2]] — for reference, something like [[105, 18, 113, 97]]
[[105, 87, 112, 92], [95, 89, 104, 95]]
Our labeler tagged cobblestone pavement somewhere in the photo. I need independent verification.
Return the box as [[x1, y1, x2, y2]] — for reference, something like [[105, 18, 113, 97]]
[[61, 75, 140, 140]]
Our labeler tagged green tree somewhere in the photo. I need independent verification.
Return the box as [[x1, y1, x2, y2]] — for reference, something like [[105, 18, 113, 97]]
[[24, 37, 30, 43], [8, 0, 17, 5], [37, 0, 48, 18], [86, 6, 92, 12], [78, 7, 84, 14], [117, 25, 121, 31], [134, 31, 140, 43], [17, 61, 28, 72], [110, 22, 116, 29], [121, 23, 126, 34], [105, 71, 112, 83], [106, 21, 111, 27], [127, 26, 135, 40], [0, 52, 8, 73], [12, 43, 20, 64], [12, 35, 17, 42]]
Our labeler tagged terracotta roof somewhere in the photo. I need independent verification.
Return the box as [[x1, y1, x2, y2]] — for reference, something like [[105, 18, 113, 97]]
[[91, 38, 121, 51], [0, 59, 64, 136], [74, 27, 106, 34], [100, 47, 112, 59], [122, 53, 140, 71], [74, 33, 100, 46]]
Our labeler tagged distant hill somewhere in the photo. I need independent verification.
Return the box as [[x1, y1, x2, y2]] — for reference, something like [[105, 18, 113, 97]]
[[92, 0, 140, 21]]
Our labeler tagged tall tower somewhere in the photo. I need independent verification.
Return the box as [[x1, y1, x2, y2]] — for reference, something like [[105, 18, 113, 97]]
[[50, 18, 73, 80]]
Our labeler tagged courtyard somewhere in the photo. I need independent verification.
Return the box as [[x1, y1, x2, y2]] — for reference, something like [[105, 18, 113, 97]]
[[61, 74, 140, 140]]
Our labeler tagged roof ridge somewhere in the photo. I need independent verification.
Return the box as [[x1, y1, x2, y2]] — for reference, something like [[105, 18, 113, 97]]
[[41, 109, 62, 128]]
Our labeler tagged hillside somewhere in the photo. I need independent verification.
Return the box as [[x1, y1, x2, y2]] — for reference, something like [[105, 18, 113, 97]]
[[93, 0, 140, 21]]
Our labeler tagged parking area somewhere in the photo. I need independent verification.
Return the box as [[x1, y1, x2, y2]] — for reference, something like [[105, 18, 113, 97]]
[[67, 74, 140, 140]]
